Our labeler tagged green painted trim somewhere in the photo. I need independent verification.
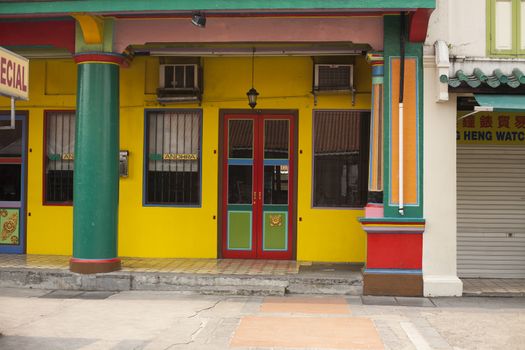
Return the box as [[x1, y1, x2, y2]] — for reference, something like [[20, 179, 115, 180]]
[[474, 94, 525, 112], [73, 62, 120, 259], [227, 211, 252, 250], [227, 204, 253, 211], [487, 0, 493, 56], [75, 18, 114, 53], [262, 211, 288, 251], [487, 0, 525, 57], [382, 15, 424, 219], [517, 0, 525, 54], [372, 76, 384, 84], [358, 217, 425, 223], [262, 204, 288, 211], [0, 0, 436, 14]]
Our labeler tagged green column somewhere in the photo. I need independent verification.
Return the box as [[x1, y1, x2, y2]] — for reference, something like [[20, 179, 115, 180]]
[[382, 15, 424, 218], [70, 53, 123, 274]]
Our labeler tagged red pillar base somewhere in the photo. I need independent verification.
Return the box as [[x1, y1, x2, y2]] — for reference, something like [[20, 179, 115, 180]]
[[69, 258, 121, 274], [359, 217, 425, 296]]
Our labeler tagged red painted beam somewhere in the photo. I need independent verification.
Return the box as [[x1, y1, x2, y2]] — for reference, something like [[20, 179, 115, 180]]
[[408, 8, 433, 43], [0, 20, 75, 53]]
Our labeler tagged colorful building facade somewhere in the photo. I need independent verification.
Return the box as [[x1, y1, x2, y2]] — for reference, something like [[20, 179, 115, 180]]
[[0, 1, 436, 295]]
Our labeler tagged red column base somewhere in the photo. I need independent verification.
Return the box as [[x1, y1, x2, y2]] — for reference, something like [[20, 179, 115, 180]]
[[359, 218, 425, 296], [69, 258, 121, 274]]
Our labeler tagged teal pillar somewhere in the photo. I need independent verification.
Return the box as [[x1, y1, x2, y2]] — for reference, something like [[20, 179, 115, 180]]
[[70, 53, 124, 274]]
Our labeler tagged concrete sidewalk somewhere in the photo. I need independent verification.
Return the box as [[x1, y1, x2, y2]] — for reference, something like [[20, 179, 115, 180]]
[[1, 288, 524, 350]]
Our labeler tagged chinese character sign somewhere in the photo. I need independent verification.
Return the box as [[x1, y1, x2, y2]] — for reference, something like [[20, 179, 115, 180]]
[[457, 112, 525, 145]]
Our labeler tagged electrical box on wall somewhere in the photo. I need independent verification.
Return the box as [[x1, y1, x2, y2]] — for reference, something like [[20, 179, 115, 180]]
[[119, 150, 129, 178]]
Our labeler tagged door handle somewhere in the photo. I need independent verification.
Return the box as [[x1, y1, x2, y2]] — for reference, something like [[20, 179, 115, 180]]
[[259, 192, 262, 200], [253, 192, 257, 204]]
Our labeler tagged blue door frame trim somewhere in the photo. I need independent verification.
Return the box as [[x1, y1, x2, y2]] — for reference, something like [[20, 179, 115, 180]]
[[0, 113, 28, 254]]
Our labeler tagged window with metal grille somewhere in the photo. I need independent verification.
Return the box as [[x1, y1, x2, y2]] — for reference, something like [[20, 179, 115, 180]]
[[313, 110, 370, 208], [145, 110, 201, 205], [44, 111, 75, 204]]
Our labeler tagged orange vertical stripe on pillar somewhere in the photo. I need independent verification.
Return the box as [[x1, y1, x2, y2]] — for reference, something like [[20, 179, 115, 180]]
[[389, 58, 417, 205]]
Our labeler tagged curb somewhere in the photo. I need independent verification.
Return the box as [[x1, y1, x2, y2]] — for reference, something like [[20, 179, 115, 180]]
[[0, 267, 363, 296]]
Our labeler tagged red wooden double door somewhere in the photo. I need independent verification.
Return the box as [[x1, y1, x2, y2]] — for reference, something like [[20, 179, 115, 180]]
[[221, 113, 295, 259]]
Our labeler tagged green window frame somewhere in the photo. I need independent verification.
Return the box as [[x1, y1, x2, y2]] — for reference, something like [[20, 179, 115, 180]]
[[488, 0, 525, 56]]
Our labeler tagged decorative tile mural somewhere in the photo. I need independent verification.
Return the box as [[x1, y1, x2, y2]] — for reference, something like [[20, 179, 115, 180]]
[[0, 209, 19, 245]]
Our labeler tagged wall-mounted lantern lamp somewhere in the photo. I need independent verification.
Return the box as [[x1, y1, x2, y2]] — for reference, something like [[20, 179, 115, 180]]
[[246, 48, 259, 109]]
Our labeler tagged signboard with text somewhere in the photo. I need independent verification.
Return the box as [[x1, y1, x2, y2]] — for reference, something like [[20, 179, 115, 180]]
[[0, 46, 29, 100], [457, 112, 525, 145]]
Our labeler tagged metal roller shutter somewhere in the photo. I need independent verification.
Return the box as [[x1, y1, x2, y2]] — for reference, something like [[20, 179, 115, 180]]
[[457, 145, 525, 278]]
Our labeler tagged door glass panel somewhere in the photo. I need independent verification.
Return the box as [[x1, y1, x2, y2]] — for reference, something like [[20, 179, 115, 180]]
[[229, 120, 253, 158], [0, 120, 23, 157], [264, 120, 289, 159], [228, 165, 252, 204], [264, 165, 288, 204], [0, 164, 21, 201]]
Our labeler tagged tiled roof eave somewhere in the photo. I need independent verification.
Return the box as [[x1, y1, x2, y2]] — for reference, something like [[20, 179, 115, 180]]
[[446, 67, 525, 92]]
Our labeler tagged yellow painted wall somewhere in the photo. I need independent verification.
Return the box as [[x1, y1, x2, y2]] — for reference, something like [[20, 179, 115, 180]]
[[0, 55, 371, 262]]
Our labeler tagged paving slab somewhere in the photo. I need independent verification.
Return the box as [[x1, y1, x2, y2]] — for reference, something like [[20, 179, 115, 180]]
[[75, 291, 117, 300], [0, 336, 96, 350], [396, 297, 435, 307], [0, 287, 48, 298], [230, 316, 383, 349], [362, 296, 398, 306], [39, 290, 84, 299], [260, 296, 351, 314]]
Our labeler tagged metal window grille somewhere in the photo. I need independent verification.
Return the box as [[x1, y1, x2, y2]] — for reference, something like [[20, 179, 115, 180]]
[[45, 111, 75, 203], [312, 110, 369, 208], [146, 110, 201, 205]]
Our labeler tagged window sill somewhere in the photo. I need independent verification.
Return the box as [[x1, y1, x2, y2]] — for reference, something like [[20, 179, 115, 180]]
[[43, 202, 73, 207], [311, 206, 365, 210]]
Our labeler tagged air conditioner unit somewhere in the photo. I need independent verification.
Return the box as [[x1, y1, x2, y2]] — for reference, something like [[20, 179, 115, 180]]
[[157, 64, 202, 103], [313, 64, 353, 92], [312, 64, 355, 106]]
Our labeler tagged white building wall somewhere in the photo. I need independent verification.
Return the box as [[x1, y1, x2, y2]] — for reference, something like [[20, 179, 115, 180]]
[[422, 58, 463, 296], [427, 0, 486, 57], [448, 0, 486, 56]]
